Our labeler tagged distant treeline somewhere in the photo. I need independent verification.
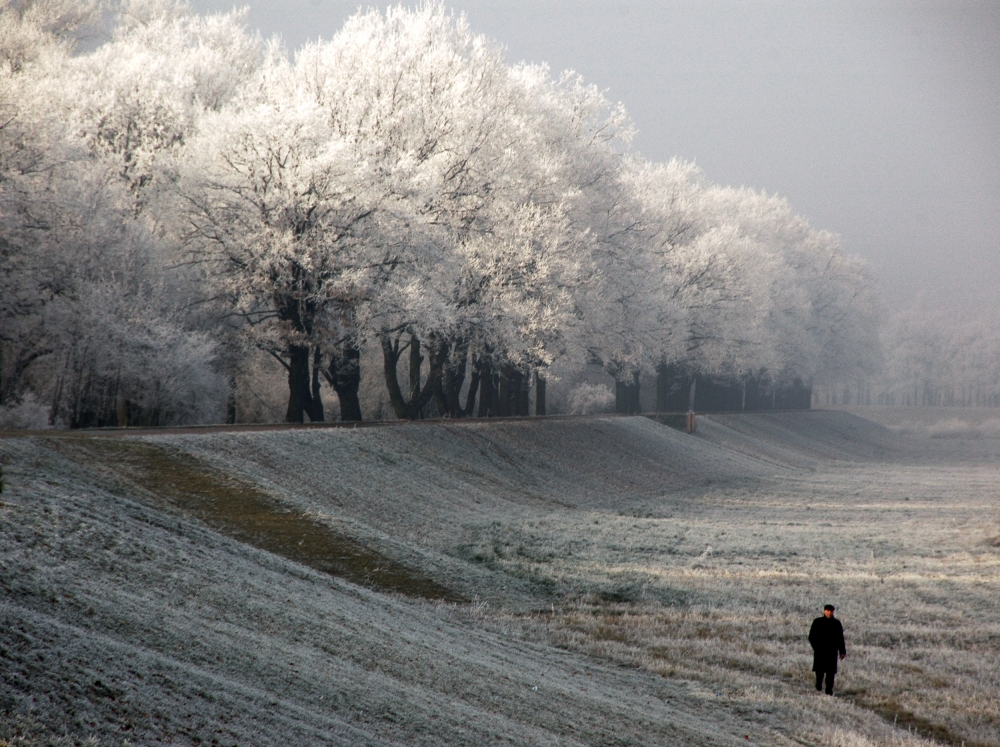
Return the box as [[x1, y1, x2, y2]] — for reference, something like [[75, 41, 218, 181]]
[[814, 310, 1000, 408]]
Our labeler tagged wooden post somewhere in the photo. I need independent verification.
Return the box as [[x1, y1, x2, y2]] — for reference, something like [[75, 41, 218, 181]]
[[686, 376, 697, 433]]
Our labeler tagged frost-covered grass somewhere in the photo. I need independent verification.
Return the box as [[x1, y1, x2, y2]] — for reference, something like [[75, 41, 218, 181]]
[[1, 412, 997, 746], [833, 406, 1000, 440], [466, 460, 1000, 746], [896, 418, 1000, 440]]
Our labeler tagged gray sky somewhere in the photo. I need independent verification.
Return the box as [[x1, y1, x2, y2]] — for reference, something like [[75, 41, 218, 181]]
[[192, 0, 1000, 314]]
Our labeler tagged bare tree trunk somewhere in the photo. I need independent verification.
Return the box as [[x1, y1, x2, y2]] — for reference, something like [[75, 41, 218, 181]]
[[226, 371, 237, 424], [408, 333, 423, 407], [477, 358, 497, 417], [429, 339, 481, 418], [516, 371, 530, 416], [615, 370, 641, 414], [496, 365, 511, 416], [656, 364, 690, 412], [444, 341, 470, 416], [535, 372, 546, 416], [324, 340, 363, 421], [463, 365, 481, 417], [497, 365, 525, 416], [285, 344, 324, 423], [381, 331, 438, 420], [308, 346, 325, 422], [381, 334, 407, 418]]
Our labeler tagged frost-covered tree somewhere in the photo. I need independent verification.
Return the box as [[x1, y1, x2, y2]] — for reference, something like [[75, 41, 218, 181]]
[[0, 0, 82, 405], [300, 3, 524, 420], [57, 0, 261, 214], [506, 78, 644, 414], [317, 4, 559, 420], [181, 47, 386, 423], [2, 0, 886, 428], [1, 0, 235, 426], [703, 186, 881, 390], [872, 309, 1000, 407], [420, 61, 632, 418], [283, 4, 614, 420]]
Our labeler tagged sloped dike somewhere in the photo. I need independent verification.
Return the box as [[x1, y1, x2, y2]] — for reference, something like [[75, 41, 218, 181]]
[[62, 438, 461, 602]]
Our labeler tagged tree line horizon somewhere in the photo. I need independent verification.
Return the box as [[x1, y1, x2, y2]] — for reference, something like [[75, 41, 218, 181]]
[[2, 0, 995, 429]]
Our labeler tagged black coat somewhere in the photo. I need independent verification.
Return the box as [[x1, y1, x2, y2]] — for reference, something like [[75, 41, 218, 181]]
[[809, 616, 846, 673]]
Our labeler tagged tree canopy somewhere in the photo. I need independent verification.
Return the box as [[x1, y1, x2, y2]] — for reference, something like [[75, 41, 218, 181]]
[[0, 0, 884, 426]]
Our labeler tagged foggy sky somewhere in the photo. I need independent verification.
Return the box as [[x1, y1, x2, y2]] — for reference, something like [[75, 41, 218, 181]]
[[191, 0, 1000, 315]]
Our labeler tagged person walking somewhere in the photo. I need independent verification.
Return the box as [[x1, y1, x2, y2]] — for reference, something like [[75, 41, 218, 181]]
[[809, 604, 846, 695]]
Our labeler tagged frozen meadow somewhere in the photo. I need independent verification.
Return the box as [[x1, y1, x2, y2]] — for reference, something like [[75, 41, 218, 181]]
[[1, 412, 998, 746]]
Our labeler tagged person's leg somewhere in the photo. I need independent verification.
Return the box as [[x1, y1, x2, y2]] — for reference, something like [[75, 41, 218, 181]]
[[825, 671, 835, 695], [815, 671, 823, 691]]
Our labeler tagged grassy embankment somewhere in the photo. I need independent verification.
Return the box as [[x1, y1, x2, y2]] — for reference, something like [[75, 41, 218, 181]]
[[1, 412, 998, 746]]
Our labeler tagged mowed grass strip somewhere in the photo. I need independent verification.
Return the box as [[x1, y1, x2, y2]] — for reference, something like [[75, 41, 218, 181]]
[[59, 438, 461, 602]]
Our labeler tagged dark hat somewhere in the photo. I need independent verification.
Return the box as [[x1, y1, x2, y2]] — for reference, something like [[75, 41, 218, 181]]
[[823, 604, 835, 611]]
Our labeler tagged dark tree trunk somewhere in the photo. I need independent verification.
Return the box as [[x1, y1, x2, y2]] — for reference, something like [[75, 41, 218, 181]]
[[308, 346, 325, 422], [496, 366, 512, 416], [224, 368, 237, 424], [463, 366, 480, 417], [432, 345, 450, 416], [381, 334, 407, 418], [408, 334, 423, 407], [444, 341, 470, 417], [477, 358, 497, 417], [515, 371, 530, 416], [615, 370, 641, 414], [286, 344, 324, 423], [496, 365, 527, 416], [285, 347, 308, 424], [381, 331, 439, 420], [535, 373, 546, 416], [432, 339, 475, 418], [274, 286, 322, 424], [656, 364, 689, 412], [324, 340, 363, 421]]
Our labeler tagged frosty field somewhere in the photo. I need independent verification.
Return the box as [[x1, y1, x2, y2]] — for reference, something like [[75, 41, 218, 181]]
[[1, 412, 998, 746]]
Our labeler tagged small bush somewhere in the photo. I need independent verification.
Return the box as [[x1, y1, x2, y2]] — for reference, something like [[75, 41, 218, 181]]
[[567, 383, 614, 415], [0, 392, 53, 430]]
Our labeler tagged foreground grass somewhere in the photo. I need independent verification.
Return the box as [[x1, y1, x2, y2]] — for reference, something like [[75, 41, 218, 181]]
[[456, 460, 1000, 746], [3, 414, 997, 746]]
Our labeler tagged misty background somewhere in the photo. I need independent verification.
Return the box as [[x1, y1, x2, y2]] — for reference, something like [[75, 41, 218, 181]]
[[191, 0, 1000, 314]]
